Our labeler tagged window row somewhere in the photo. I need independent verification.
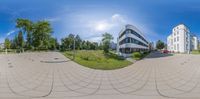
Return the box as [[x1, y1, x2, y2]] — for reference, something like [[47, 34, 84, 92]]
[[119, 29, 148, 44], [174, 36, 179, 42], [174, 31, 179, 36], [119, 37, 148, 47], [173, 44, 179, 50], [119, 48, 149, 54]]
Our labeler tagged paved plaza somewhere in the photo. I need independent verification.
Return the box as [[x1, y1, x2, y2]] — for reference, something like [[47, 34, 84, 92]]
[[0, 52, 200, 99]]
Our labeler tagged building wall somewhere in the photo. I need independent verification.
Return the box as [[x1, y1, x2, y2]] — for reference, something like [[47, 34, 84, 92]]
[[0, 43, 4, 49], [167, 24, 198, 53], [117, 24, 149, 57], [167, 35, 173, 51], [192, 36, 198, 50]]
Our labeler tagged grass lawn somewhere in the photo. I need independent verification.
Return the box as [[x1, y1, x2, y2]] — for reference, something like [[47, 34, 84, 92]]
[[62, 50, 132, 70], [191, 50, 200, 54]]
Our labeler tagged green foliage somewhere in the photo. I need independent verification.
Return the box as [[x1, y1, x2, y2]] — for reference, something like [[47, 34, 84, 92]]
[[11, 36, 18, 49], [191, 50, 200, 54], [17, 31, 24, 48], [61, 34, 99, 51], [32, 20, 52, 50], [132, 51, 150, 60], [48, 37, 57, 50], [63, 50, 132, 70], [13, 18, 57, 51], [61, 34, 75, 50], [156, 40, 165, 50], [4, 38, 11, 49], [16, 18, 33, 49], [132, 52, 142, 60], [102, 33, 113, 53]]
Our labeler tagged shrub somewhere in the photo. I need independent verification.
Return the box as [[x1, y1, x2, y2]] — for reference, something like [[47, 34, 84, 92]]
[[132, 52, 142, 60], [143, 51, 148, 55]]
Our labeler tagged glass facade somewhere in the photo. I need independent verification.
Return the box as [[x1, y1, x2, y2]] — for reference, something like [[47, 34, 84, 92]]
[[118, 26, 149, 54], [119, 29, 148, 44], [119, 37, 148, 47], [119, 48, 148, 54]]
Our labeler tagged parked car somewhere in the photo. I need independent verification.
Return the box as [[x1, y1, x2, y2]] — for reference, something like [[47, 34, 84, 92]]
[[162, 50, 169, 54]]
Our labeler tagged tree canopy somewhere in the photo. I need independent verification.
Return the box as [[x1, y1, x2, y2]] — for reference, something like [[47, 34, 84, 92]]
[[6, 18, 57, 51], [102, 33, 113, 53], [156, 40, 165, 50], [4, 38, 11, 49]]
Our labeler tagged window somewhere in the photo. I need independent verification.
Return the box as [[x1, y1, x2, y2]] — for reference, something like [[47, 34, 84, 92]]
[[126, 30, 130, 34], [177, 37, 179, 41], [174, 38, 176, 42], [174, 32, 176, 36], [119, 37, 148, 47], [174, 45, 176, 50], [125, 38, 128, 43], [119, 29, 148, 44], [177, 31, 179, 35], [171, 39, 173, 45]]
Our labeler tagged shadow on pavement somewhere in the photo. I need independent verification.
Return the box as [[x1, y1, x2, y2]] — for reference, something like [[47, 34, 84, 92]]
[[145, 51, 174, 59], [40, 60, 71, 63]]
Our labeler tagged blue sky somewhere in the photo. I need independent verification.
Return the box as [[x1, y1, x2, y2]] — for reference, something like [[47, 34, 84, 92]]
[[1, 0, 200, 43]]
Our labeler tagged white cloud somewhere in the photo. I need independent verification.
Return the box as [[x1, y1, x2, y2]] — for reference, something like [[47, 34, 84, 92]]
[[71, 13, 128, 42], [0, 37, 5, 43], [84, 13, 127, 33], [111, 14, 126, 24], [6, 30, 16, 36]]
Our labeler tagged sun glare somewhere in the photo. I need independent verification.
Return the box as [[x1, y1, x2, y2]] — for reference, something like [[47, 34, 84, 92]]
[[95, 21, 110, 31]]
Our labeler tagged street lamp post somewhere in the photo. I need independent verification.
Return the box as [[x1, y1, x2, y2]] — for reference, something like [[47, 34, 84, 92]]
[[73, 37, 76, 60]]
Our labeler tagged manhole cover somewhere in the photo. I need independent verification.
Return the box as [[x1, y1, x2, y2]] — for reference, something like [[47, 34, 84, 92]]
[[54, 58, 59, 60], [9, 65, 13, 68], [181, 63, 184, 65]]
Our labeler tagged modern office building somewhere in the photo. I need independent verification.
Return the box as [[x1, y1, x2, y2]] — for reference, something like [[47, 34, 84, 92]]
[[167, 24, 199, 53], [117, 24, 149, 57]]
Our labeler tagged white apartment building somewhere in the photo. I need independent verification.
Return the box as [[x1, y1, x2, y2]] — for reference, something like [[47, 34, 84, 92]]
[[167, 24, 198, 53], [0, 43, 4, 49]]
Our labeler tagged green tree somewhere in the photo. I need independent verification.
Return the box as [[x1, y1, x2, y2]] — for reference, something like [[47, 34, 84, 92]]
[[68, 34, 75, 50], [156, 40, 165, 50], [16, 18, 33, 49], [81, 40, 87, 50], [4, 38, 11, 49], [49, 37, 56, 50], [98, 42, 103, 50], [61, 34, 75, 51], [86, 41, 91, 50], [102, 33, 113, 53], [90, 42, 98, 50], [75, 35, 82, 50], [32, 20, 52, 50], [11, 36, 18, 49], [17, 31, 24, 52]]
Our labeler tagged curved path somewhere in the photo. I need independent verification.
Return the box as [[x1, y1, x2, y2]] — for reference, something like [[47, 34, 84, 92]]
[[0, 52, 200, 99]]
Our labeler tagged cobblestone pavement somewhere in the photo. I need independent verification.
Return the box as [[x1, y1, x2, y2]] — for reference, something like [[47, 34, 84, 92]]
[[0, 52, 200, 99]]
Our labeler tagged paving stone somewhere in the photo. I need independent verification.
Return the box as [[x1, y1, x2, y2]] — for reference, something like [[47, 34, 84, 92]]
[[0, 52, 200, 99]]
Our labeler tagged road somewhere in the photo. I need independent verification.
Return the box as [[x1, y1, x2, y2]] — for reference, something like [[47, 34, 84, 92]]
[[0, 52, 200, 99]]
